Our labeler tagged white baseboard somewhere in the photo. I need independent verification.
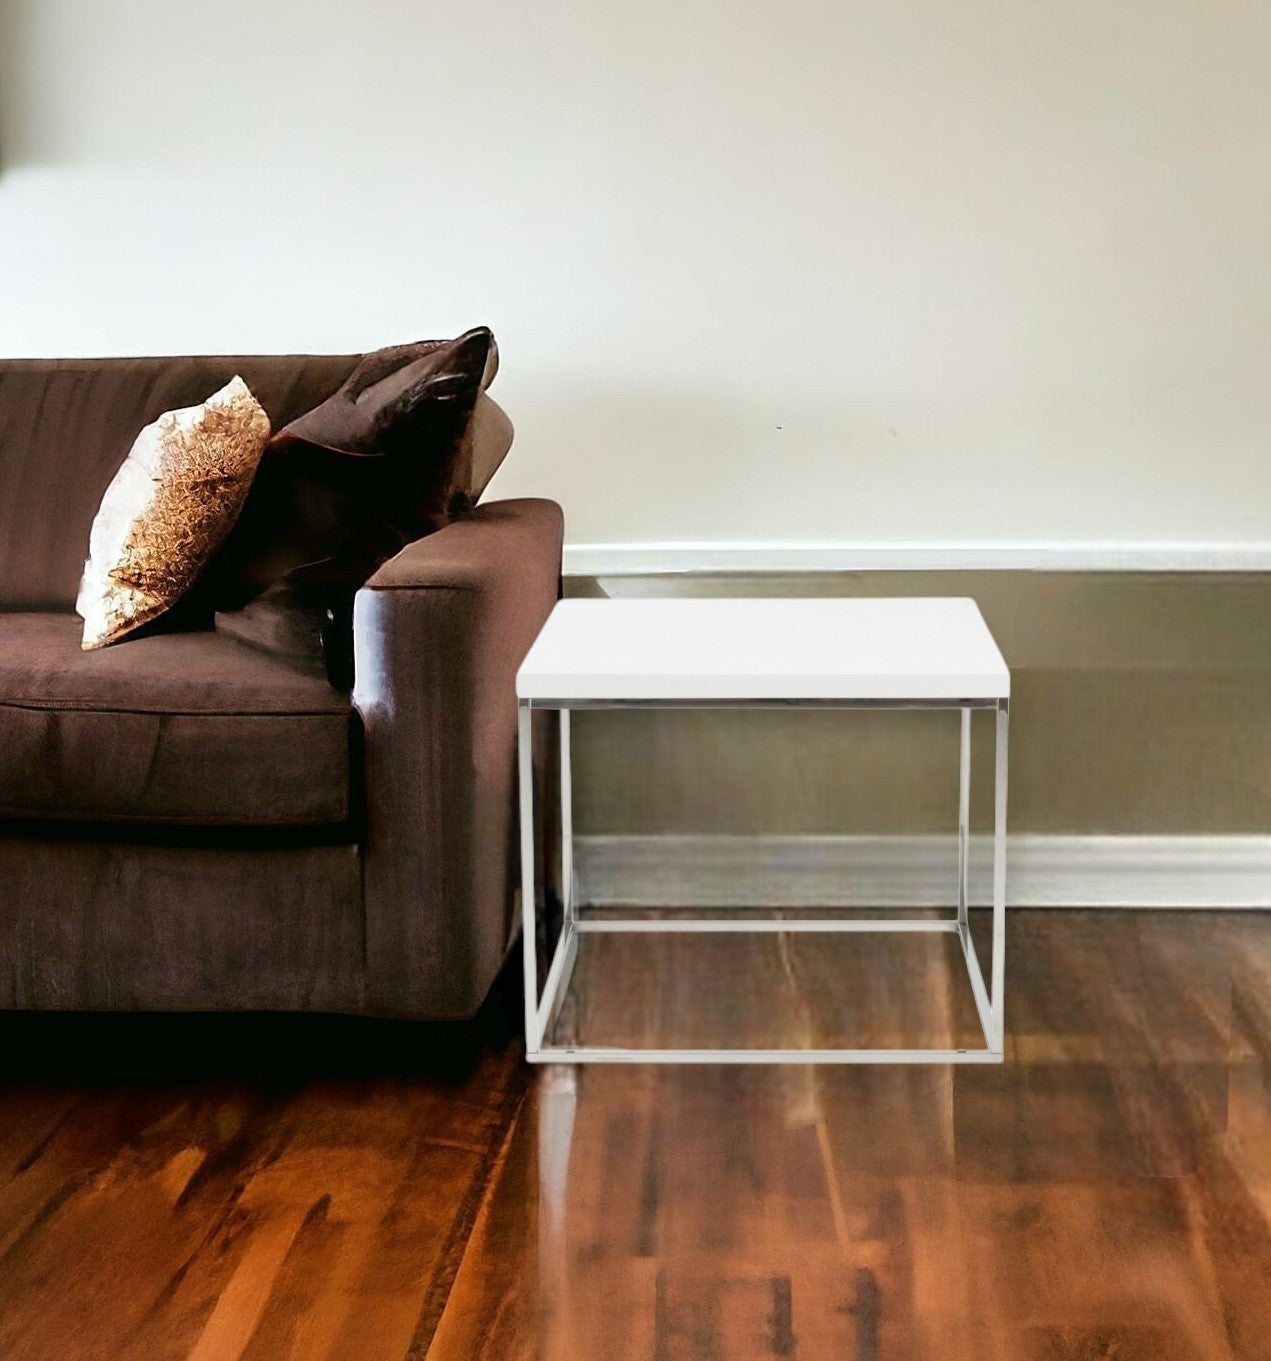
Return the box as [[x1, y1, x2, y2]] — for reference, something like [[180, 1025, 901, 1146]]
[[574, 834, 1271, 910]]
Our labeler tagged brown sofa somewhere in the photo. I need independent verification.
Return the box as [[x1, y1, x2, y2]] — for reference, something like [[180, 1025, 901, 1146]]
[[0, 356, 563, 1017]]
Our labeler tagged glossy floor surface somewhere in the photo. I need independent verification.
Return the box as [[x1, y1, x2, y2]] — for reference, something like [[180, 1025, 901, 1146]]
[[2, 911, 1270, 1359]]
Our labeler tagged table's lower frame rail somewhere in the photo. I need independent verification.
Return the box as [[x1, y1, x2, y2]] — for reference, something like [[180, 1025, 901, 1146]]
[[518, 695, 1009, 1065]]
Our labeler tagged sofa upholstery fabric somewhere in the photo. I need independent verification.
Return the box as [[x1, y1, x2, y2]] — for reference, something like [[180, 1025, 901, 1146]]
[[355, 497, 564, 1017], [0, 834, 364, 1011], [0, 612, 353, 825]]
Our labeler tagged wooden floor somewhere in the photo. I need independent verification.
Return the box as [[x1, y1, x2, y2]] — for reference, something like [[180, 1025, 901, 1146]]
[[1, 911, 1270, 1359]]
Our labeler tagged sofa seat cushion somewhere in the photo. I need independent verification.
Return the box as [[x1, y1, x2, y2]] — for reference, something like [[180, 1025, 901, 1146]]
[[0, 613, 354, 826]]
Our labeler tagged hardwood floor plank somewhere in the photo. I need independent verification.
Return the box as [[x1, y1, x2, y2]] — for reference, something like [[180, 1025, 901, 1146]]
[[2, 913, 1271, 1359], [0, 1016, 525, 1361]]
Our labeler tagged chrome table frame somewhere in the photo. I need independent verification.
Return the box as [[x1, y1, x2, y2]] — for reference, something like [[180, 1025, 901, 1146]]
[[518, 696, 1009, 1064]]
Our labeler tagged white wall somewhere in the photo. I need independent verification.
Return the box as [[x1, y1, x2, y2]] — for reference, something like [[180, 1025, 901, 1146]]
[[3, 0, 1270, 553]]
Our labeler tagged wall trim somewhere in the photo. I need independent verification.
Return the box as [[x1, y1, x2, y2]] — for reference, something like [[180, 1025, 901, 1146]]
[[562, 541, 1271, 577], [574, 834, 1271, 910]]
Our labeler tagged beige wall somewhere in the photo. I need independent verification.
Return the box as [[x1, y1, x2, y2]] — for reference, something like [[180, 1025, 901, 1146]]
[[567, 573, 1271, 834], [2, 1, 1271, 553]]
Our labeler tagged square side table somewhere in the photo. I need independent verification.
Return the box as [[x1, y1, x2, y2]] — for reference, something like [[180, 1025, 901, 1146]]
[[515, 597, 1010, 1064]]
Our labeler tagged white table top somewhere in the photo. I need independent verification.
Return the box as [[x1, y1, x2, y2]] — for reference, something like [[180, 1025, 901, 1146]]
[[516, 598, 1010, 702]]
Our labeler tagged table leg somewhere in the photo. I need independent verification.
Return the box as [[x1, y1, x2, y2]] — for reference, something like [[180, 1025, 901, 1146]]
[[561, 708, 574, 926], [519, 701, 540, 1054], [990, 698, 1009, 1052], [957, 706, 971, 930]]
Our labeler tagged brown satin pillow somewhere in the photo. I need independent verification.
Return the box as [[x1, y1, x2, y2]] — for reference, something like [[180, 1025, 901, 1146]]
[[288, 331, 512, 502], [203, 327, 495, 684]]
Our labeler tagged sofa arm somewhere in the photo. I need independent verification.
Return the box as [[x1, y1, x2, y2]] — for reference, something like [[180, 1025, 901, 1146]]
[[352, 497, 564, 1017]]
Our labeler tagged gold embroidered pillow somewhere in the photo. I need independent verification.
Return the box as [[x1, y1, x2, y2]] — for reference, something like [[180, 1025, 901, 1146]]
[[76, 377, 271, 649]]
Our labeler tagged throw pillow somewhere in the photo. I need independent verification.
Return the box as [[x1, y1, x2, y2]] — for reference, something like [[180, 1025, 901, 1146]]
[[334, 331, 513, 505], [203, 326, 496, 684], [76, 376, 270, 649]]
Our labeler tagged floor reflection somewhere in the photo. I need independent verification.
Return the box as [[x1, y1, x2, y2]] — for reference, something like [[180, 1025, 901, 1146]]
[[430, 912, 1262, 1360]]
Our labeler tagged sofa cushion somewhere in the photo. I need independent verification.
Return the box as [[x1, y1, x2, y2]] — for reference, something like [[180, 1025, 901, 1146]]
[[0, 613, 354, 826]]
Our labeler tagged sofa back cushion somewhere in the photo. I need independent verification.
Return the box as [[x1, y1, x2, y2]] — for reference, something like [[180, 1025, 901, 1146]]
[[0, 355, 361, 608]]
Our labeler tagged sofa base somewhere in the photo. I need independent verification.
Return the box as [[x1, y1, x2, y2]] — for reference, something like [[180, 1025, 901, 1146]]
[[0, 833, 367, 1013]]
